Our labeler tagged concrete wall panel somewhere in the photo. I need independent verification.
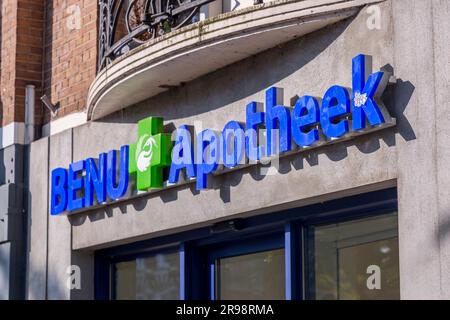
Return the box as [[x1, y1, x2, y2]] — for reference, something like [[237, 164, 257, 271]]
[[433, 0, 450, 299], [392, 0, 447, 300], [27, 137, 49, 299], [47, 130, 72, 299]]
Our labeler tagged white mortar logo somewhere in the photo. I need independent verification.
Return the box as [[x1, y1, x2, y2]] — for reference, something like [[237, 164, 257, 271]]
[[136, 134, 157, 172]]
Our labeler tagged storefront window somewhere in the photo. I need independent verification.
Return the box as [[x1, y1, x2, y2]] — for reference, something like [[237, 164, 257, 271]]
[[98, 190, 399, 300], [113, 251, 180, 300], [306, 213, 400, 300], [215, 249, 285, 300]]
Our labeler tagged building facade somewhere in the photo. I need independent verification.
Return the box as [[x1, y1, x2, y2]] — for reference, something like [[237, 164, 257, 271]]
[[0, 0, 449, 300]]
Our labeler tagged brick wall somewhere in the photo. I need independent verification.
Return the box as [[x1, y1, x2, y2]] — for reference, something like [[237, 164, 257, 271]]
[[0, 0, 97, 128], [0, 0, 44, 127], [16, 0, 45, 125], [42, 0, 97, 122], [0, 2, 2, 123], [1, 0, 19, 126]]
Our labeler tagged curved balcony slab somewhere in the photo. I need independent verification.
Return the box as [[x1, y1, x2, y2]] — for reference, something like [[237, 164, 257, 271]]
[[87, 0, 383, 120]]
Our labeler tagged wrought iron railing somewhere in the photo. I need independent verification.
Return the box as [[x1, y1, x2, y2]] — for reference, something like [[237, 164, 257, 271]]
[[97, 0, 219, 71]]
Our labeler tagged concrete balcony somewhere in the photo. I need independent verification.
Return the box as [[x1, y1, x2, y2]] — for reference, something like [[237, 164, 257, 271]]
[[87, 0, 382, 120]]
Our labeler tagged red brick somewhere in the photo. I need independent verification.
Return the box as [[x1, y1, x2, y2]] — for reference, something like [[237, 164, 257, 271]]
[[2, 0, 98, 127]]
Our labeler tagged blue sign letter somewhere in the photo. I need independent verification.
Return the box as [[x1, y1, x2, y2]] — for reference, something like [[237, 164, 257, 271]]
[[50, 168, 68, 215], [245, 102, 264, 161], [352, 54, 388, 130], [265, 87, 292, 155], [222, 121, 245, 168], [106, 146, 129, 200], [85, 153, 107, 207], [196, 129, 219, 189], [292, 96, 320, 147], [169, 125, 196, 184], [68, 160, 86, 212], [320, 85, 351, 139]]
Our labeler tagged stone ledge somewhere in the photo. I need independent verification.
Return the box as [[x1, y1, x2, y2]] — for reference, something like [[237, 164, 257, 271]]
[[86, 0, 384, 121]]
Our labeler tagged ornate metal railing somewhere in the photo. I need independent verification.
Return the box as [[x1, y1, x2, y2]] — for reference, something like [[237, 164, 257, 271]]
[[97, 0, 220, 71]]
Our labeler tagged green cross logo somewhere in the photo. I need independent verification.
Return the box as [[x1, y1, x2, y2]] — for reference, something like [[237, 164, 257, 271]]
[[129, 117, 172, 190]]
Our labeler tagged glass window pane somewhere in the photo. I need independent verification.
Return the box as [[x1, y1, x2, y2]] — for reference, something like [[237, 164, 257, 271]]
[[114, 251, 180, 300], [216, 249, 285, 300], [307, 213, 400, 300], [115, 260, 136, 300]]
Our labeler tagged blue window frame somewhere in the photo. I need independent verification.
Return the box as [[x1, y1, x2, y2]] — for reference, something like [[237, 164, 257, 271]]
[[304, 212, 400, 299], [95, 187, 397, 300], [109, 246, 180, 300], [203, 232, 284, 300]]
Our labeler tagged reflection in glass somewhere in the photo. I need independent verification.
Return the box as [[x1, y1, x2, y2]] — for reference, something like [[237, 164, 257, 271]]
[[114, 251, 179, 300], [216, 249, 285, 300], [307, 213, 400, 300]]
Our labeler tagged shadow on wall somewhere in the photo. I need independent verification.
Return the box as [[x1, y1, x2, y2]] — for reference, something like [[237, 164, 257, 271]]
[[76, 77, 415, 215], [27, 190, 69, 300], [0, 148, 5, 186], [214, 74, 415, 202], [27, 256, 67, 300], [438, 216, 450, 253]]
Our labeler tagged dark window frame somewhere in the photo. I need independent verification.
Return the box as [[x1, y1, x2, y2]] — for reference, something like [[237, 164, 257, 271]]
[[204, 232, 285, 300], [109, 246, 180, 300], [303, 211, 399, 300], [95, 187, 398, 300]]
